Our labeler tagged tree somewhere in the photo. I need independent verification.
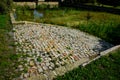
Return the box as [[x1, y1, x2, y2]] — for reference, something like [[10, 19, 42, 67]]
[[0, 0, 13, 14]]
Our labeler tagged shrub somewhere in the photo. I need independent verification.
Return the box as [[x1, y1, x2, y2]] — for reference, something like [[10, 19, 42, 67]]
[[0, 0, 13, 14]]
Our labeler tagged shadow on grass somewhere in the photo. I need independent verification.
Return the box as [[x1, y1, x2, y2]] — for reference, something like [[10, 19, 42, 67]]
[[108, 24, 120, 45], [96, 24, 120, 48], [93, 40, 113, 53]]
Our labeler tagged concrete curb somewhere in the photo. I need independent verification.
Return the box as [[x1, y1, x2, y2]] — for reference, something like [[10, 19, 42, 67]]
[[82, 45, 120, 67]]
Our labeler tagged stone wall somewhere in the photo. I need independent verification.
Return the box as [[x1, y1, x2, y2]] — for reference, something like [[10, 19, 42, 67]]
[[13, 2, 36, 9], [13, 2, 58, 9]]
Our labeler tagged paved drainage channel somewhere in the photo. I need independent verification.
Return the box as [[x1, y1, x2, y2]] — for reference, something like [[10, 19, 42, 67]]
[[13, 24, 113, 80]]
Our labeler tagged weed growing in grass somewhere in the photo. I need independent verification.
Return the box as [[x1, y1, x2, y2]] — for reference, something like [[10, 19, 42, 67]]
[[85, 12, 92, 22]]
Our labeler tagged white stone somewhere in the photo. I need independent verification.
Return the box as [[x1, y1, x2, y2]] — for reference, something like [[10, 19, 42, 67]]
[[42, 66, 48, 71], [23, 73, 29, 78], [46, 62, 50, 66], [18, 65, 23, 68], [38, 67, 43, 73]]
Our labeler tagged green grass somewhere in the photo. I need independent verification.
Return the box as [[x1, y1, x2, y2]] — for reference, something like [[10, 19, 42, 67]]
[[15, 7, 120, 45], [75, 21, 120, 45], [0, 14, 21, 79], [55, 49, 120, 80]]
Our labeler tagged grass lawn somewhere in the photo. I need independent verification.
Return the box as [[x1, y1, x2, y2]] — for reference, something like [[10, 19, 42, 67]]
[[0, 15, 21, 79], [55, 49, 120, 80], [15, 6, 120, 45]]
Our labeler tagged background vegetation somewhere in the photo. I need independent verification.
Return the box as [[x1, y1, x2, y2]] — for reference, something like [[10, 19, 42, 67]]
[[55, 49, 120, 80]]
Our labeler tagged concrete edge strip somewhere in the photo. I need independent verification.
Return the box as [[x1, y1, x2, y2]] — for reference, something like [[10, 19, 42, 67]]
[[82, 45, 120, 67]]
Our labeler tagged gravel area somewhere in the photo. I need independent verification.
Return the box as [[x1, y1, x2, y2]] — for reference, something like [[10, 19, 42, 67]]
[[13, 23, 113, 80]]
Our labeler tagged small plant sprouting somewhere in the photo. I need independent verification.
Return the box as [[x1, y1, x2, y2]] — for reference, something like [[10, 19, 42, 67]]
[[37, 56, 42, 62], [23, 66, 28, 73], [66, 46, 71, 50], [85, 12, 92, 22]]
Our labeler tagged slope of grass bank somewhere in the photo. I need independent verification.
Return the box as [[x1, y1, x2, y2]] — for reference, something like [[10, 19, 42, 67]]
[[0, 15, 20, 79], [15, 7, 120, 45], [75, 21, 120, 45], [55, 49, 120, 80]]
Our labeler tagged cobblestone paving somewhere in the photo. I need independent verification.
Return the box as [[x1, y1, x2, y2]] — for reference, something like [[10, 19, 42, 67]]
[[13, 23, 113, 80]]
